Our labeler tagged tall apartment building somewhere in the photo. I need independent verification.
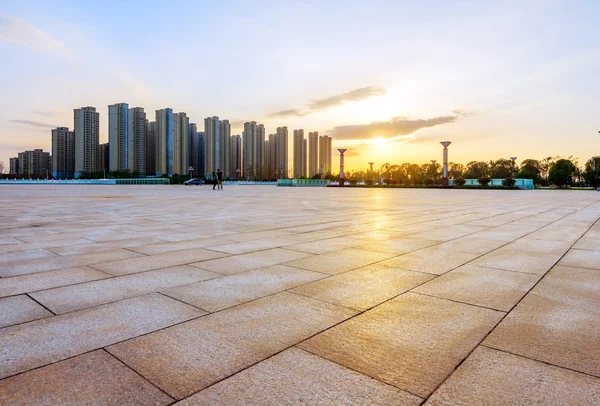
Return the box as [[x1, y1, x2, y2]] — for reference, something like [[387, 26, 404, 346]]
[[155, 108, 174, 176], [16, 149, 51, 176], [276, 127, 289, 178], [319, 135, 332, 175], [242, 121, 265, 178], [204, 116, 219, 177], [146, 121, 156, 175], [293, 129, 306, 178], [108, 103, 129, 172], [219, 119, 231, 177], [74, 106, 100, 176], [173, 112, 189, 175], [189, 123, 200, 176], [98, 143, 109, 174], [229, 134, 242, 178], [265, 134, 273, 177], [9, 157, 19, 175], [129, 107, 146, 174], [52, 127, 75, 178], [308, 131, 319, 177]]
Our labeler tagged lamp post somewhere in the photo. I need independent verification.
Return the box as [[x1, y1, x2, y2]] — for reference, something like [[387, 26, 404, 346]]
[[440, 141, 452, 187], [338, 149, 347, 186], [188, 166, 194, 180], [509, 157, 517, 178], [236, 168, 240, 181], [44, 168, 48, 181], [320, 164, 324, 180]]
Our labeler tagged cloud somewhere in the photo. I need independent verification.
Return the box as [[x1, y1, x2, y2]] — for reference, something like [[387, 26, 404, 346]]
[[331, 115, 460, 141], [33, 110, 62, 117], [344, 150, 360, 157], [0, 15, 73, 58], [9, 119, 56, 129], [268, 86, 386, 118]]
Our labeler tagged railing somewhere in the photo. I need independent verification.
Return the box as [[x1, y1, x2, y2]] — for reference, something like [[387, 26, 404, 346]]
[[0, 178, 170, 185], [448, 178, 534, 189], [277, 179, 331, 187]]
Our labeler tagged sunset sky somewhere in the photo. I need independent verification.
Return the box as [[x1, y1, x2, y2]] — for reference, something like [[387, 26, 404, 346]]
[[1, 0, 599, 171]]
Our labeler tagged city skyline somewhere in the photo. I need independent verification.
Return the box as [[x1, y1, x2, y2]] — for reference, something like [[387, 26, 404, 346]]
[[1, 1, 600, 170]]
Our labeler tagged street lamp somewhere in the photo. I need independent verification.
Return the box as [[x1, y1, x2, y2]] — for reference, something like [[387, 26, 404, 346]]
[[188, 166, 194, 179], [337, 149, 347, 186], [510, 157, 517, 178], [236, 168, 240, 181], [44, 168, 48, 181], [440, 141, 452, 187]]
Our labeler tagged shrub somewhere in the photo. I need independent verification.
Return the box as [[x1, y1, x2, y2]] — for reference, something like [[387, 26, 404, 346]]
[[453, 178, 466, 186], [477, 176, 491, 187], [502, 178, 516, 187]]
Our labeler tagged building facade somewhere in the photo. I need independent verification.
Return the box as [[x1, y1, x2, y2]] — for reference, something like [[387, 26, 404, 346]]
[[129, 107, 146, 174], [52, 127, 75, 179], [319, 135, 332, 175], [204, 116, 219, 177], [155, 108, 174, 176], [229, 134, 241, 178], [15, 149, 51, 176], [9, 157, 19, 175], [173, 112, 189, 175], [308, 131, 319, 177], [242, 121, 265, 179], [98, 143, 109, 174], [146, 121, 156, 175], [293, 129, 306, 178], [108, 103, 129, 172], [74, 106, 100, 176], [219, 119, 231, 177]]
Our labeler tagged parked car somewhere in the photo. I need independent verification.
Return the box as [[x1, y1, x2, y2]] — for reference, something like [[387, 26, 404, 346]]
[[184, 178, 205, 186]]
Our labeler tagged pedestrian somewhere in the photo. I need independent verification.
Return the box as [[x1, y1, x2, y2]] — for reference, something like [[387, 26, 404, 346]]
[[217, 168, 224, 190], [212, 171, 217, 190]]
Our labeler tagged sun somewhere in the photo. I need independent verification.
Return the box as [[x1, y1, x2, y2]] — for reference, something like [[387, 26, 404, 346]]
[[373, 137, 386, 147]]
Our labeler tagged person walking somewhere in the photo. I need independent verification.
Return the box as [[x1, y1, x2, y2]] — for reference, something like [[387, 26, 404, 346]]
[[217, 168, 224, 190], [212, 171, 217, 190]]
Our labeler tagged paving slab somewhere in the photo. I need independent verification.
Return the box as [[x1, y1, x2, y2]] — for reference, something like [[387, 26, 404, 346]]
[[0, 293, 203, 379], [31, 265, 220, 314], [379, 249, 479, 275], [471, 247, 563, 275], [299, 292, 504, 398], [0, 266, 110, 298], [91, 248, 228, 276], [533, 265, 600, 303], [558, 248, 600, 270], [107, 292, 357, 400], [192, 248, 313, 275], [284, 248, 395, 275], [162, 265, 325, 312], [413, 264, 540, 311], [0, 295, 53, 329], [285, 236, 363, 254], [356, 237, 437, 255], [0, 248, 57, 264], [176, 347, 422, 406], [291, 264, 434, 311], [426, 346, 600, 405], [128, 237, 237, 255], [0, 350, 173, 406]]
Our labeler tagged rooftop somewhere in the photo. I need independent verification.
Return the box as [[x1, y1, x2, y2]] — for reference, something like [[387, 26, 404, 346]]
[[1, 185, 599, 404]]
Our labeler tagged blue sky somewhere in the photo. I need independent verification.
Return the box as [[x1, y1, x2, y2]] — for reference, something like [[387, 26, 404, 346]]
[[1, 0, 599, 169]]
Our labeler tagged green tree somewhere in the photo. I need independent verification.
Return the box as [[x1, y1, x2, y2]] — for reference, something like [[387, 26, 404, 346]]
[[464, 161, 490, 179], [517, 159, 542, 184], [491, 158, 515, 179], [583, 156, 600, 188], [549, 159, 576, 188], [448, 162, 465, 179]]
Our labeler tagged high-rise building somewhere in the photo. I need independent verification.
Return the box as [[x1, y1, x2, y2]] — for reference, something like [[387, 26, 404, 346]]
[[16, 149, 51, 176], [293, 129, 306, 178], [9, 157, 19, 175], [98, 143, 109, 174], [242, 121, 265, 179], [189, 123, 200, 176], [108, 103, 129, 172], [52, 127, 75, 179], [204, 116, 219, 177], [74, 106, 100, 176], [129, 107, 146, 174], [219, 119, 231, 177], [276, 127, 289, 178], [308, 131, 319, 177], [156, 108, 174, 176], [319, 135, 332, 175], [173, 112, 189, 175], [146, 121, 156, 175], [229, 134, 241, 178]]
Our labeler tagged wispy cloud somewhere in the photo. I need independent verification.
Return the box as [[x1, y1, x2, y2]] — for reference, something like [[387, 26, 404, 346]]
[[33, 110, 62, 117], [0, 15, 73, 59], [9, 119, 56, 129], [268, 86, 386, 117], [331, 114, 464, 141]]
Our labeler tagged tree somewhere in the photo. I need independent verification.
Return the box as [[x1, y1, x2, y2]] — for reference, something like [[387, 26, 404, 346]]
[[464, 161, 490, 179], [0, 159, 5, 174], [583, 156, 600, 188], [423, 162, 441, 185], [448, 162, 465, 179], [491, 158, 515, 179], [517, 159, 542, 184], [477, 176, 491, 187], [407, 164, 423, 185], [549, 159, 576, 188], [502, 178, 516, 187]]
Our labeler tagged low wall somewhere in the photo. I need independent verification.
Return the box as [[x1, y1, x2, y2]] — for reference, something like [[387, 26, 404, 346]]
[[277, 179, 331, 187], [0, 179, 170, 185], [449, 178, 534, 189]]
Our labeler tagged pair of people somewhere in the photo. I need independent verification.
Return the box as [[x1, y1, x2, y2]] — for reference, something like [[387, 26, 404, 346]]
[[212, 169, 224, 190]]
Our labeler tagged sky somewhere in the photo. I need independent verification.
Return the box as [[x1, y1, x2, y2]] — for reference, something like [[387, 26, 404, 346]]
[[1, 0, 599, 171]]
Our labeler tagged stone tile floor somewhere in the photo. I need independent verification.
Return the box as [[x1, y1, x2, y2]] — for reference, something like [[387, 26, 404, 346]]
[[0, 185, 599, 405]]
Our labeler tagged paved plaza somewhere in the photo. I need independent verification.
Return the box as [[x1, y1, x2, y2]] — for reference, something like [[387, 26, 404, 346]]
[[0, 185, 599, 405]]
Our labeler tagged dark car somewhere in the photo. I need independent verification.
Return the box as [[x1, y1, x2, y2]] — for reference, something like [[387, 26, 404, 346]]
[[184, 178, 205, 186]]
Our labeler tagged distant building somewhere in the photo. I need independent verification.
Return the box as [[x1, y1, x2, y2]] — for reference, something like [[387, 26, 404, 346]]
[[173, 112, 189, 175], [16, 149, 51, 176], [308, 131, 319, 177], [293, 129, 306, 178], [219, 119, 231, 177], [108, 103, 129, 172], [98, 143, 109, 174], [189, 123, 199, 176], [129, 107, 146, 174], [52, 127, 75, 178], [74, 106, 100, 176], [229, 134, 241, 178], [9, 157, 19, 175], [319, 135, 332, 175], [155, 108, 174, 176], [146, 121, 157, 175], [204, 116, 219, 177], [242, 121, 265, 179]]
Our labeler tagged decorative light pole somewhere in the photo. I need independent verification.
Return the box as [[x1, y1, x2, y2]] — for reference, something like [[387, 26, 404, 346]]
[[509, 157, 517, 178], [368, 162, 374, 172], [188, 166, 194, 179], [338, 149, 347, 186], [440, 141, 452, 187], [236, 168, 240, 181]]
